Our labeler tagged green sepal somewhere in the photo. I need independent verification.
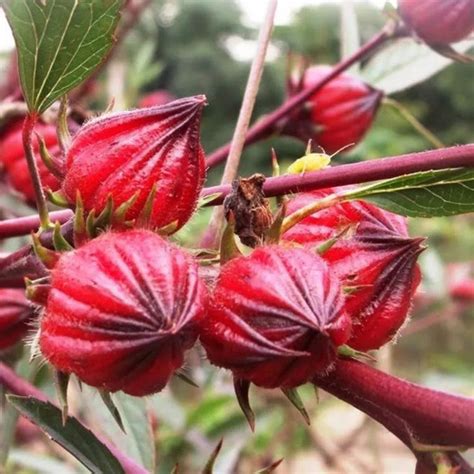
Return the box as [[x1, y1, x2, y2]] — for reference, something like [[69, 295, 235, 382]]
[[25, 278, 50, 306], [86, 210, 97, 239], [157, 220, 179, 236], [136, 184, 157, 228], [31, 232, 60, 268], [315, 224, 352, 256], [73, 192, 87, 247], [53, 370, 70, 426], [175, 370, 199, 388], [114, 192, 139, 222], [201, 439, 223, 474], [197, 193, 222, 209], [220, 212, 243, 265], [57, 95, 71, 153], [337, 344, 375, 363], [256, 458, 284, 473], [265, 200, 287, 245], [233, 378, 255, 432], [99, 390, 125, 433], [93, 196, 114, 231], [46, 189, 69, 208], [281, 388, 310, 425], [36, 132, 64, 179], [343, 284, 372, 296], [53, 221, 73, 252]]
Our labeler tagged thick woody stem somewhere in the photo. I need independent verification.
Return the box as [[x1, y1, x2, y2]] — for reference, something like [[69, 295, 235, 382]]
[[0, 362, 148, 474], [313, 358, 474, 473], [201, 143, 474, 205], [205, 26, 395, 168]]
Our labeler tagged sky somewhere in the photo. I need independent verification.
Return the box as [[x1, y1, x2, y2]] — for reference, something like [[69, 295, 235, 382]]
[[0, 0, 395, 53]]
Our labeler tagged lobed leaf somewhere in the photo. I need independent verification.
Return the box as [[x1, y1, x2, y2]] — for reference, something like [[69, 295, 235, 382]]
[[2, 0, 122, 113], [7, 396, 125, 474], [346, 168, 474, 218]]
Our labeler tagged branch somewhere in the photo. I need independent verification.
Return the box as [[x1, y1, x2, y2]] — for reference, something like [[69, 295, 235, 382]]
[[313, 358, 474, 473], [201, 143, 474, 205], [203, 0, 278, 248], [0, 362, 148, 474], [205, 24, 396, 168]]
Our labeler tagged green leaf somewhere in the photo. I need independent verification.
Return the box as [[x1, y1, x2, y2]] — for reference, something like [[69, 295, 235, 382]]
[[339, 0, 360, 74], [7, 396, 125, 474], [112, 393, 156, 473], [346, 168, 474, 218], [361, 38, 474, 94], [2, 0, 122, 113]]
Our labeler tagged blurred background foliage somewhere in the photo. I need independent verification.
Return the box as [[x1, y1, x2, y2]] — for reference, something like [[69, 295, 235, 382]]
[[1, 1, 473, 473]]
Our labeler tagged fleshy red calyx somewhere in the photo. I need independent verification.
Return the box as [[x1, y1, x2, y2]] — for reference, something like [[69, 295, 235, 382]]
[[39, 229, 208, 396], [62, 96, 207, 232], [284, 189, 424, 351], [399, 0, 474, 45], [282, 65, 383, 154], [0, 289, 35, 350], [200, 245, 350, 389], [0, 119, 62, 204]]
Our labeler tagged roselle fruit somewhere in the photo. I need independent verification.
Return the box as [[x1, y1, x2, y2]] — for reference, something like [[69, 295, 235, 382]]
[[0, 119, 61, 203], [62, 96, 206, 232], [284, 189, 424, 351], [39, 229, 208, 396], [399, 0, 474, 45], [200, 246, 350, 389], [0, 289, 34, 350], [282, 66, 383, 154]]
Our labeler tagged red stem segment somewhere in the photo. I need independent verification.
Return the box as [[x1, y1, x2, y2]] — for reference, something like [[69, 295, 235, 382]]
[[205, 27, 392, 168], [0, 362, 148, 474], [202, 143, 474, 205], [313, 358, 474, 473]]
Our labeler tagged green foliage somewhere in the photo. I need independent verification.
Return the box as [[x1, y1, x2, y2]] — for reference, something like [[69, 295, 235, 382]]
[[2, 0, 121, 113], [7, 396, 125, 473], [347, 168, 474, 217]]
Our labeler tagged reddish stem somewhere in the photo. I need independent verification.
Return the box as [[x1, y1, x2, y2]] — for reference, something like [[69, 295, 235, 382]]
[[205, 27, 393, 168], [313, 358, 474, 473], [0, 362, 148, 474], [202, 143, 474, 205], [0, 210, 73, 239]]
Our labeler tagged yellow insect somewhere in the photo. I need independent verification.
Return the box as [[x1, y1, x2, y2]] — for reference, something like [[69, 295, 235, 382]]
[[287, 141, 354, 175]]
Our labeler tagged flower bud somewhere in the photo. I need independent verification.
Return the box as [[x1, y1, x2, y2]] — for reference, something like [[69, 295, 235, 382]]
[[0, 289, 34, 350], [284, 189, 424, 351], [0, 119, 61, 204], [283, 66, 383, 154], [138, 90, 176, 108], [399, 0, 474, 45], [39, 230, 208, 396], [200, 246, 350, 389], [62, 96, 206, 232]]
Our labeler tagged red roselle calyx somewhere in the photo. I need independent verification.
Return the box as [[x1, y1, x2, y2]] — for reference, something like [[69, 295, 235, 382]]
[[284, 189, 424, 351], [0, 119, 62, 204], [399, 0, 474, 45], [39, 230, 208, 396], [61, 96, 206, 232], [282, 65, 383, 154], [0, 289, 34, 350], [199, 246, 351, 389]]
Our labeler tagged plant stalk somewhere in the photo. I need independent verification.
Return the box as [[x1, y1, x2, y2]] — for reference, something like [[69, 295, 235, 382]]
[[201, 143, 474, 206], [22, 114, 50, 230], [205, 24, 396, 168]]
